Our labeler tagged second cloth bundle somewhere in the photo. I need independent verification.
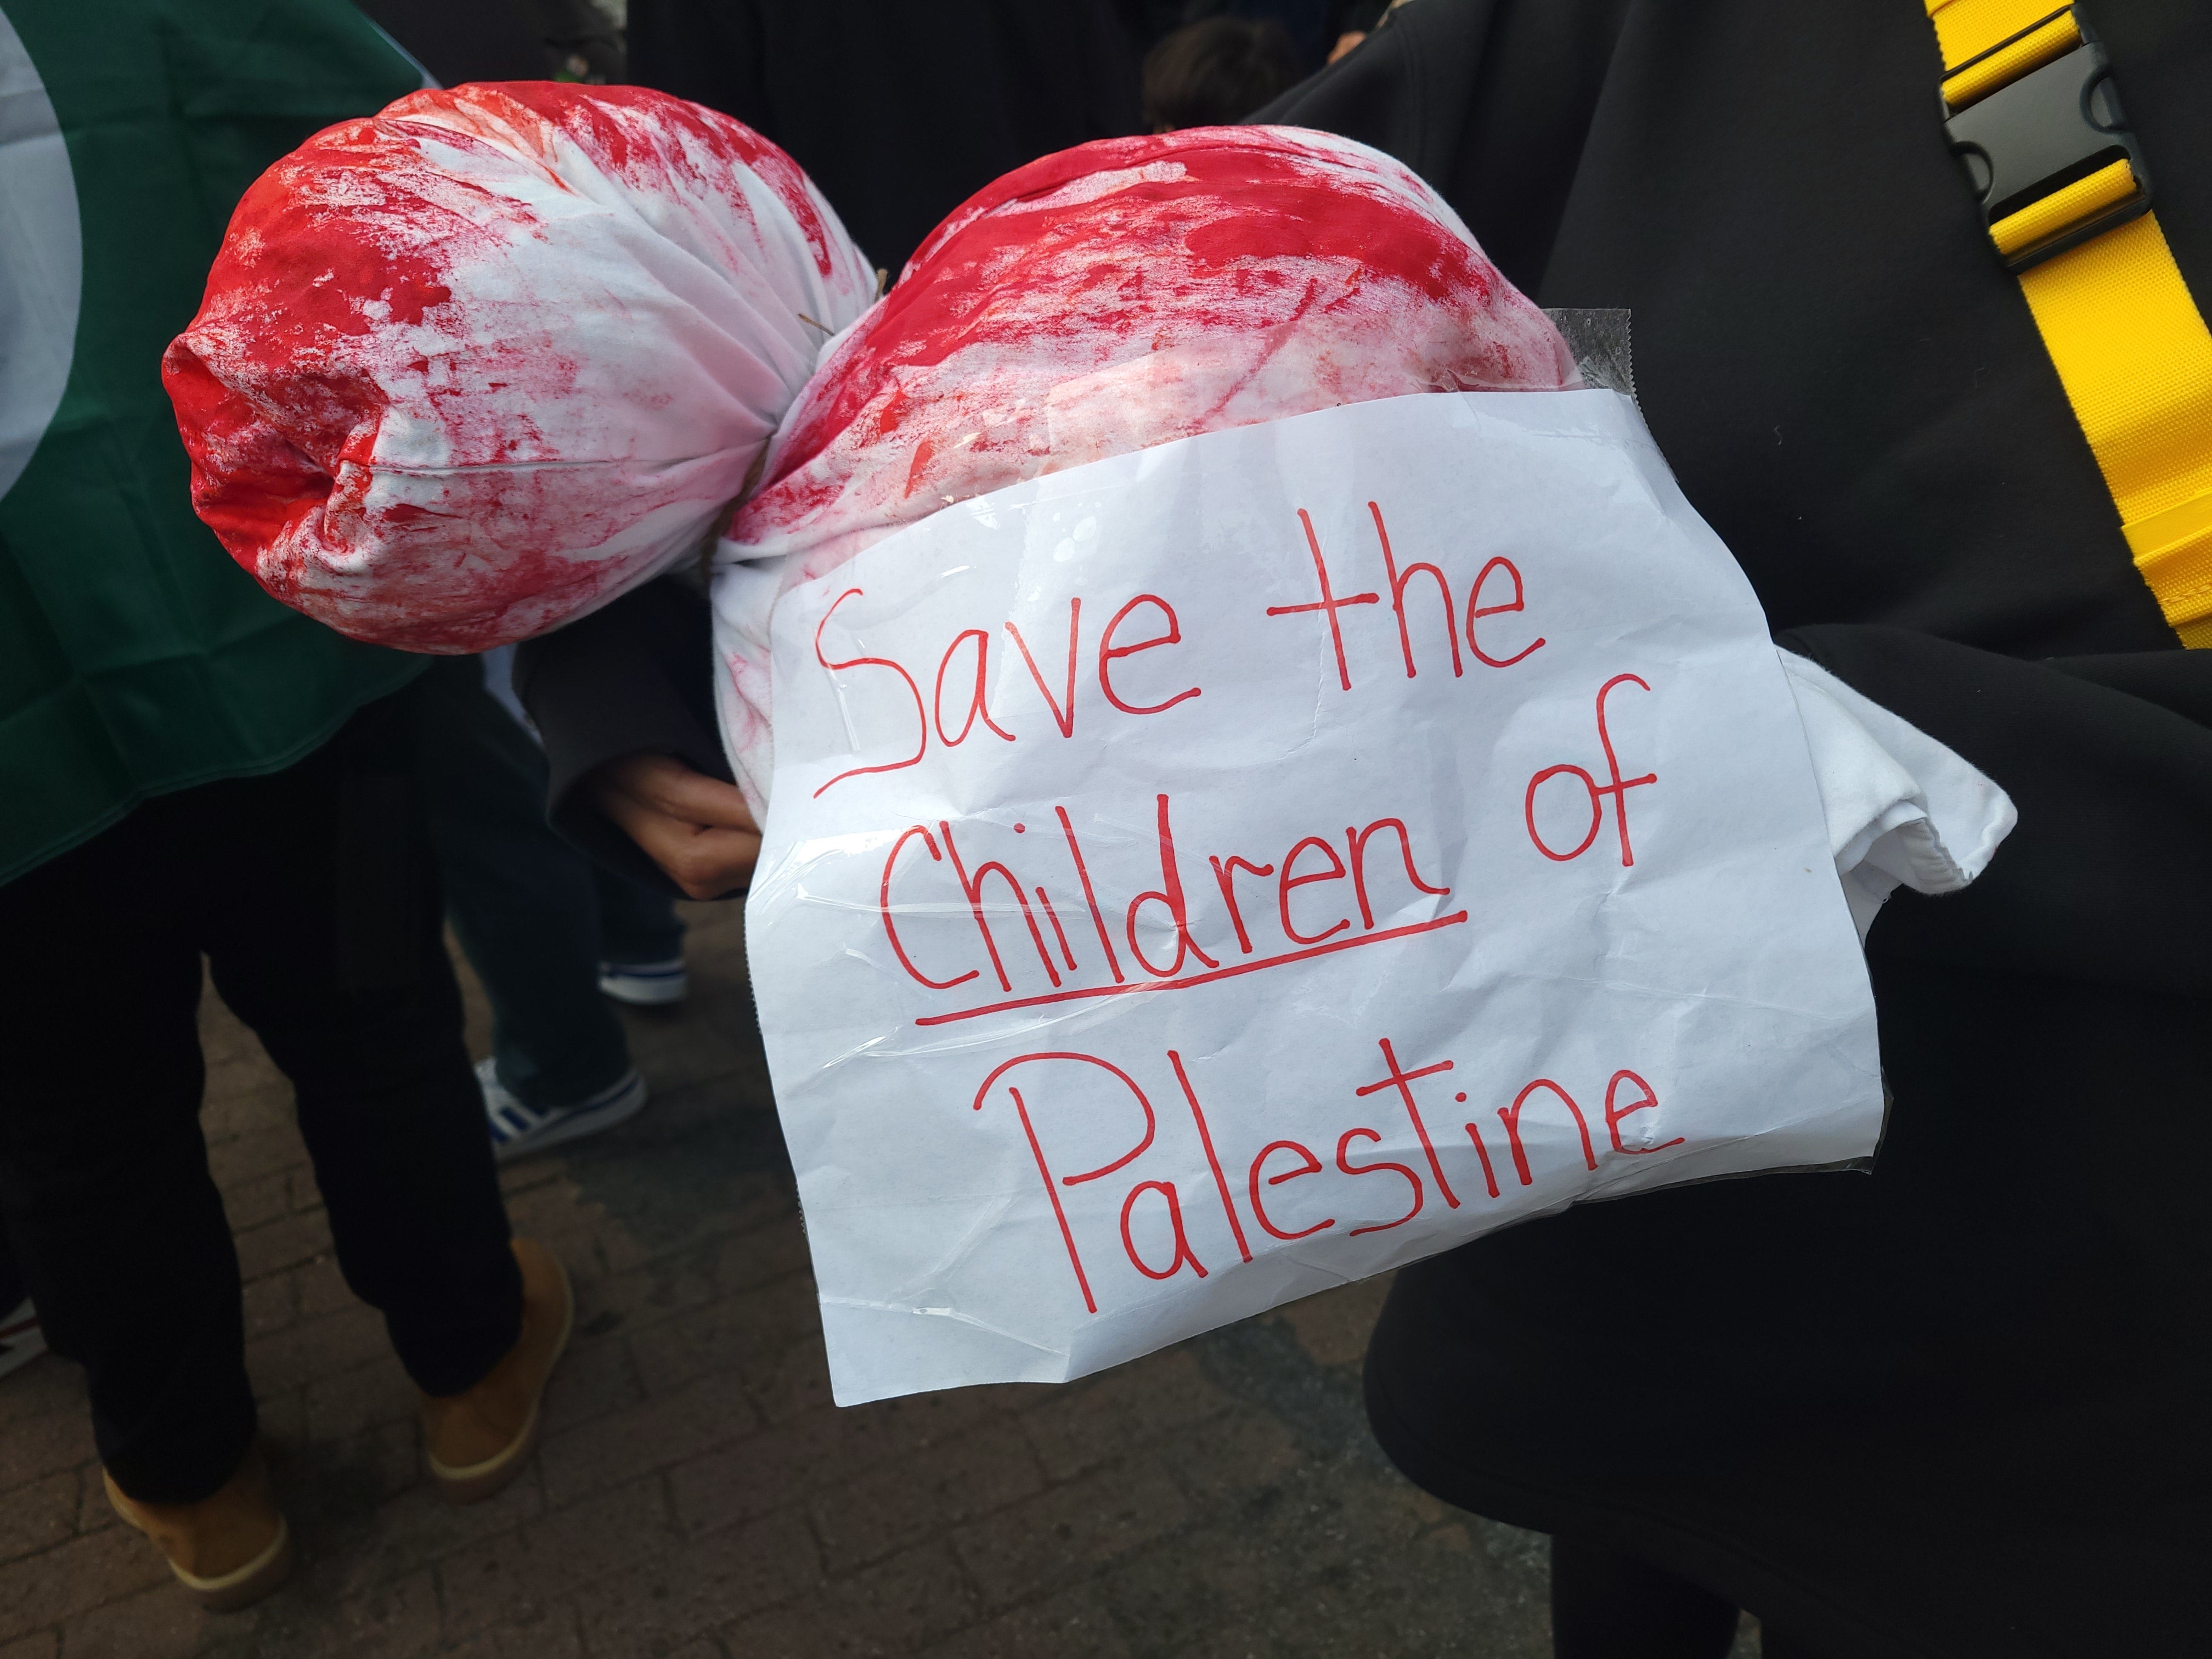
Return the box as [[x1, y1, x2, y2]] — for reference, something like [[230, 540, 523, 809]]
[[709, 125, 1578, 807]]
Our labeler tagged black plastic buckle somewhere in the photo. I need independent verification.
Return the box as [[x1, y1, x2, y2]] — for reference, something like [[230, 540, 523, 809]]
[[1942, 9, 2151, 272]]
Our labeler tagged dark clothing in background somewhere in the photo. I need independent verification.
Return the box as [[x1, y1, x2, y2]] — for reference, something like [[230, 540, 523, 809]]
[[1126, 0, 1393, 67], [624, 0, 1143, 272], [419, 656, 679, 1107], [1184, 0, 1332, 69], [1182, 0, 1375, 73], [353, 0, 547, 82], [1550, 1538, 1754, 1659], [0, 690, 521, 1504], [355, 0, 624, 87], [522, 0, 625, 83], [1113, 0, 1190, 56], [515, 575, 724, 897], [1259, 2, 2212, 1654], [1143, 16, 1305, 131]]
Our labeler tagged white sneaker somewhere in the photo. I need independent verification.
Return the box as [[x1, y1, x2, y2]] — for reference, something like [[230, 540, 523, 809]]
[[478, 1058, 648, 1164], [0, 1297, 46, 1381], [596, 957, 687, 1007]]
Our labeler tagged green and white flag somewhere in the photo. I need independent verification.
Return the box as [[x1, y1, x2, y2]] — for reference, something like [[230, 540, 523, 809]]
[[0, 0, 428, 883]]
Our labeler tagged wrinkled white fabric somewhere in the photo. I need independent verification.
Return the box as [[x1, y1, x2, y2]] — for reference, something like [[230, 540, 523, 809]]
[[1780, 650, 2017, 940]]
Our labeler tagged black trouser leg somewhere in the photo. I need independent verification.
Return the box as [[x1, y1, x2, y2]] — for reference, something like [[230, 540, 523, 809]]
[[1550, 1537, 1743, 1659], [0, 685, 521, 1501], [592, 859, 686, 967], [204, 703, 520, 1398], [413, 655, 632, 1109], [0, 804, 256, 1504]]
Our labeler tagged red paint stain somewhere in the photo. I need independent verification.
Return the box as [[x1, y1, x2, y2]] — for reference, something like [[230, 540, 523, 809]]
[[728, 126, 1573, 591], [163, 82, 872, 653]]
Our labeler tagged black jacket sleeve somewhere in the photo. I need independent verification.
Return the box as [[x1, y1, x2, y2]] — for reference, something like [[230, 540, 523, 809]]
[[511, 575, 727, 894]]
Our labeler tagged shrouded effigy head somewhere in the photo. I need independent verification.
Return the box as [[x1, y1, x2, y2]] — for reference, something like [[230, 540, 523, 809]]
[[165, 82, 876, 654], [726, 124, 1576, 586], [706, 125, 1576, 806]]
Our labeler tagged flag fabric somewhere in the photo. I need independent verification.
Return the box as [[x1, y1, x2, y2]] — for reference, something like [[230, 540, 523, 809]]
[[0, 0, 426, 884]]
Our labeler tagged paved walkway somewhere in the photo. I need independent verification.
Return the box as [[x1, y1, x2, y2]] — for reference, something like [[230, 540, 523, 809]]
[[0, 900, 1757, 1658]]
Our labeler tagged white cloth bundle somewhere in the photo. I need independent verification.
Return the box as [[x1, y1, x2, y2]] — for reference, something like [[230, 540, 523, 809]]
[[166, 83, 877, 652]]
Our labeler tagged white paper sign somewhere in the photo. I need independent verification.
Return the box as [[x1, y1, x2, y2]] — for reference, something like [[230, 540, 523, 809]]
[[744, 390, 1882, 1407]]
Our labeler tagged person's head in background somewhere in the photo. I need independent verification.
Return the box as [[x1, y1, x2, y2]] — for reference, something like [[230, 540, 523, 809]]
[[1142, 17, 1304, 132]]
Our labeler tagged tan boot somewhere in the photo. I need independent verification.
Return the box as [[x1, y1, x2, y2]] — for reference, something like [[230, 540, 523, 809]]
[[421, 1238, 573, 1504], [104, 1443, 292, 1612]]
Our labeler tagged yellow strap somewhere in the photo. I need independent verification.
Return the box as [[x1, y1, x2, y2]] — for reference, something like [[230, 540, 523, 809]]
[[1928, 0, 2212, 645], [1990, 156, 2136, 258], [1941, 8, 2077, 109], [1927, 0, 2065, 66]]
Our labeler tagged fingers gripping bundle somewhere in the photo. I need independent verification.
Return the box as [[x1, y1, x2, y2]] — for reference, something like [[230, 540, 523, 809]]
[[710, 125, 1576, 808], [165, 83, 877, 653]]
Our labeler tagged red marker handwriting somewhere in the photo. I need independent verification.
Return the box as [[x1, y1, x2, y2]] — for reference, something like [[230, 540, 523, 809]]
[[1005, 598, 1081, 739], [970, 1051, 1161, 1315], [1371, 500, 1462, 680], [1355, 1037, 1459, 1209], [1267, 508, 1379, 691], [975, 1038, 1680, 1314], [813, 588, 926, 798], [1524, 673, 1657, 866], [815, 588, 1200, 799]]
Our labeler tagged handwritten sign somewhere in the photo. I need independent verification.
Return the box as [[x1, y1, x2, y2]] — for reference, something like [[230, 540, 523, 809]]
[[742, 390, 1881, 1406]]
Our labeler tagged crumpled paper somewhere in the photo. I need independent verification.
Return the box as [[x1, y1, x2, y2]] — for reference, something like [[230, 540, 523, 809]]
[[745, 388, 2010, 1406]]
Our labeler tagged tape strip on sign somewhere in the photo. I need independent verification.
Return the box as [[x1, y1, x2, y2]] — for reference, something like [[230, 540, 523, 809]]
[[743, 388, 1888, 1407]]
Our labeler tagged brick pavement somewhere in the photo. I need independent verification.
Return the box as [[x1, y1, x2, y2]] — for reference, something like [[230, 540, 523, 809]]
[[0, 899, 1759, 1658]]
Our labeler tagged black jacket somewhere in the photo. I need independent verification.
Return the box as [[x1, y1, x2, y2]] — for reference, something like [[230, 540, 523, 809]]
[[1256, 4, 2210, 1654]]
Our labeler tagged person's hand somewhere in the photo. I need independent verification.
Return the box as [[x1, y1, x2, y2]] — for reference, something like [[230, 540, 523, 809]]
[[589, 752, 760, 899]]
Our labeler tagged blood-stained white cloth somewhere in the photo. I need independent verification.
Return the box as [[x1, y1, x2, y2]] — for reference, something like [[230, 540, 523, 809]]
[[709, 126, 1577, 811], [165, 83, 876, 653]]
